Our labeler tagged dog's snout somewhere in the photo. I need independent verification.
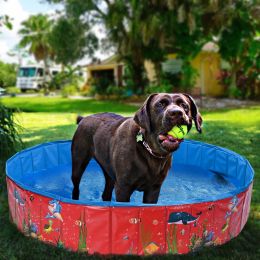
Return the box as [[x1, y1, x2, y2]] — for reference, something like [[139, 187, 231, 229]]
[[167, 108, 183, 118]]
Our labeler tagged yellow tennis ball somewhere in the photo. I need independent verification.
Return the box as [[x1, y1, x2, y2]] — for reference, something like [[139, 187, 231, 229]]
[[168, 125, 188, 139]]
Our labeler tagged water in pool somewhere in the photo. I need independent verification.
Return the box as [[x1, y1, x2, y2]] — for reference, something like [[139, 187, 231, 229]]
[[25, 159, 238, 205]]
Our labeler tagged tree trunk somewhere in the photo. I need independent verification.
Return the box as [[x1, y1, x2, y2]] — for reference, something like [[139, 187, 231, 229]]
[[43, 57, 50, 95], [154, 61, 162, 85], [130, 62, 147, 95], [228, 59, 239, 97]]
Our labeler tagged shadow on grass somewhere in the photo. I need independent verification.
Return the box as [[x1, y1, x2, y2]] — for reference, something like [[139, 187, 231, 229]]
[[1, 115, 259, 259], [20, 124, 76, 148]]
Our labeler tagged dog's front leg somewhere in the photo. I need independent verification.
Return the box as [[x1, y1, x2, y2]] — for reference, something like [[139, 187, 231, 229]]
[[115, 184, 133, 203], [143, 186, 161, 204]]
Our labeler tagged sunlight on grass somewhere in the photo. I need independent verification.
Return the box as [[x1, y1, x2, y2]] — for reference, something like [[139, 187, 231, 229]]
[[1, 96, 260, 259]]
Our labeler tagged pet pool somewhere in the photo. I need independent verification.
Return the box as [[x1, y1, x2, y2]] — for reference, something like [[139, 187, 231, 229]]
[[6, 140, 254, 255]]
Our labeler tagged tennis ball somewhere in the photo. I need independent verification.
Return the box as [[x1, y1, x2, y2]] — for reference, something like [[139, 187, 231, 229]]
[[168, 125, 188, 139]]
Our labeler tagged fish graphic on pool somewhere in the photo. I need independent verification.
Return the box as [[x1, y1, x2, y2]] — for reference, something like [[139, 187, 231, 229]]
[[45, 199, 63, 222], [168, 211, 201, 225], [14, 188, 25, 206]]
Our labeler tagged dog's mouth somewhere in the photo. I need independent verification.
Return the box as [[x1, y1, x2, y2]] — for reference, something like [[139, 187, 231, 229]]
[[158, 132, 183, 152]]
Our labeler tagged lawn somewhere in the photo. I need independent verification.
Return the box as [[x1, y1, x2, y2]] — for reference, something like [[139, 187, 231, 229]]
[[0, 96, 260, 259]]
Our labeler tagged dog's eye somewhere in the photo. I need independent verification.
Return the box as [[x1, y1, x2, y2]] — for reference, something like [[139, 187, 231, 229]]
[[181, 103, 189, 112], [158, 99, 169, 108]]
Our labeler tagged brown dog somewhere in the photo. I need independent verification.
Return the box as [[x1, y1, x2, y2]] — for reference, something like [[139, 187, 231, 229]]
[[71, 93, 202, 204]]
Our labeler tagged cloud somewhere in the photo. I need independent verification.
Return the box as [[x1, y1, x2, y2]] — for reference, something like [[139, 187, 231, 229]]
[[0, 0, 30, 63]]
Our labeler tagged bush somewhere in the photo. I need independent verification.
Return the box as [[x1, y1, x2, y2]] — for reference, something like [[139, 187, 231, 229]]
[[0, 105, 22, 176], [92, 77, 113, 95], [6, 86, 21, 96], [0, 61, 17, 88], [145, 83, 173, 94], [106, 85, 124, 96], [61, 84, 78, 97], [80, 84, 92, 97]]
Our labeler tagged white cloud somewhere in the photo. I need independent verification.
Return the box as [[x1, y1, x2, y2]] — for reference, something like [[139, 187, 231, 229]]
[[0, 0, 112, 66], [0, 0, 30, 63]]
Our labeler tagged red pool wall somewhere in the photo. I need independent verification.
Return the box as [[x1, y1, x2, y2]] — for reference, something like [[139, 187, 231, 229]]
[[7, 177, 253, 255]]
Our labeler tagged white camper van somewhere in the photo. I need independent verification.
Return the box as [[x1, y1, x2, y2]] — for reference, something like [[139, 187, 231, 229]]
[[16, 65, 60, 92]]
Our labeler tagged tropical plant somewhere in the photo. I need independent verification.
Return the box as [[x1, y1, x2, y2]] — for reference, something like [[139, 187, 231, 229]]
[[47, 0, 152, 94], [0, 14, 12, 30], [19, 14, 54, 93], [218, 1, 260, 99], [48, 0, 259, 97], [48, 17, 98, 66], [0, 105, 22, 174], [0, 60, 17, 88]]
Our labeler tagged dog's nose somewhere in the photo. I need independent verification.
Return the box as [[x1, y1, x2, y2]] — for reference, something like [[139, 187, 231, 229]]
[[167, 108, 183, 118]]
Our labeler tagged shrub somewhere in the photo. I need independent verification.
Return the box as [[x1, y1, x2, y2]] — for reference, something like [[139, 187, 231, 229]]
[[145, 83, 173, 94], [61, 84, 78, 97], [106, 85, 124, 96], [92, 77, 113, 95], [0, 105, 22, 178], [6, 86, 21, 96]]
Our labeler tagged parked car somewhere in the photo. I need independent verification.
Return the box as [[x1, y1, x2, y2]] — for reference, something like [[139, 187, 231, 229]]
[[0, 87, 6, 96]]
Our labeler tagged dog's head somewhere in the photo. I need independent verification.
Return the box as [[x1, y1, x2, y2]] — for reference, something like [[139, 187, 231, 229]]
[[134, 93, 203, 153]]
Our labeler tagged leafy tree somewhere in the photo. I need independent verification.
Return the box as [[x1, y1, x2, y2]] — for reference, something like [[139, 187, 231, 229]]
[[47, 0, 153, 93], [48, 0, 259, 96], [0, 60, 17, 88], [218, 1, 260, 98], [19, 14, 54, 92], [48, 17, 98, 66], [0, 14, 12, 30]]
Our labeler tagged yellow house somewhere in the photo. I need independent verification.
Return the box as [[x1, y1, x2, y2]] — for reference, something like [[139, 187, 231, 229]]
[[86, 43, 225, 97], [86, 55, 124, 87]]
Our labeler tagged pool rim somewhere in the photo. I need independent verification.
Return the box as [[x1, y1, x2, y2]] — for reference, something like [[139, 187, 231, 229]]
[[6, 140, 254, 207]]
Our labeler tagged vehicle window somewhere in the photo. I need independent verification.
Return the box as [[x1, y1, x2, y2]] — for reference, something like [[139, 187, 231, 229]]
[[19, 68, 36, 77], [37, 68, 44, 76]]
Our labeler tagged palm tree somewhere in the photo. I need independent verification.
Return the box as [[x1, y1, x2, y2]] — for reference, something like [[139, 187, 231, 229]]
[[19, 14, 53, 92]]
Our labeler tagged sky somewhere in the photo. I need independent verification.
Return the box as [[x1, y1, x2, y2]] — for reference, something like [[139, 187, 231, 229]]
[[0, 0, 109, 66]]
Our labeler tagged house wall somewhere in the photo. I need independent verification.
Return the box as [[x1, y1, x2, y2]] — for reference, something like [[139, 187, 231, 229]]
[[192, 52, 224, 96], [145, 52, 225, 97]]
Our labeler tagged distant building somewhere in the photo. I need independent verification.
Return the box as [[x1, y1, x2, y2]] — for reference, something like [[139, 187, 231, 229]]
[[85, 43, 225, 97]]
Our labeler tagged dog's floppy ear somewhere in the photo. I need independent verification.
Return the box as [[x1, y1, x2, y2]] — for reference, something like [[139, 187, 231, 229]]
[[134, 93, 157, 131], [183, 94, 203, 133]]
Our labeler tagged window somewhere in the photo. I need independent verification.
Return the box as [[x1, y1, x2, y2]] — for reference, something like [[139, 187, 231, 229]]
[[37, 68, 44, 77], [19, 67, 37, 77]]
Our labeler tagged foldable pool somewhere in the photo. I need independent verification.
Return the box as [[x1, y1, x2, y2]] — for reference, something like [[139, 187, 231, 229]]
[[6, 140, 254, 255]]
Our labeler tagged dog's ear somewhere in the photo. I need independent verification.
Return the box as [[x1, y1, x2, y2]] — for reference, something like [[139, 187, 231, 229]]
[[134, 93, 157, 131], [183, 94, 203, 133]]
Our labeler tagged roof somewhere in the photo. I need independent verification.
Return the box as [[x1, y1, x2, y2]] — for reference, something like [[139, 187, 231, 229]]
[[87, 54, 123, 67], [202, 42, 219, 52]]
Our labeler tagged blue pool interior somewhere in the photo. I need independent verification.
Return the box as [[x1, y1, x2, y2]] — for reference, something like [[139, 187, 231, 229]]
[[6, 140, 254, 206]]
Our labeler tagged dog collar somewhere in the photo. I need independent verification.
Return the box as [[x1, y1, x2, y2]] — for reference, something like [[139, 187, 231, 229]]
[[136, 129, 167, 159]]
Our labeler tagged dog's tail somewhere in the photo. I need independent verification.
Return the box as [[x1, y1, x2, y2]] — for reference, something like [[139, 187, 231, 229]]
[[76, 115, 84, 124]]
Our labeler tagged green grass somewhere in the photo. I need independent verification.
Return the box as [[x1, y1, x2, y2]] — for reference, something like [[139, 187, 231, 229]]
[[0, 96, 260, 259], [1, 96, 138, 113]]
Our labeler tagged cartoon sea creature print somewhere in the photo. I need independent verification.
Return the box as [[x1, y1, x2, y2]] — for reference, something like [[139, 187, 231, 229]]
[[144, 242, 160, 255], [45, 199, 63, 222], [190, 230, 215, 251], [129, 218, 141, 224], [24, 219, 39, 238], [14, 188, 25, 206], [222, 195, 239, 233], [43, 219, 60, 234], [204, 230, 214, 246], [225, 195, 239, 219], [168, 212, 202, 225], [44, 220, 54, 233]]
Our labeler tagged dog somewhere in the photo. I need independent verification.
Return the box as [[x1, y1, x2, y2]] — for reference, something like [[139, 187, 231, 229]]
[[71, 93, 202, 204]]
